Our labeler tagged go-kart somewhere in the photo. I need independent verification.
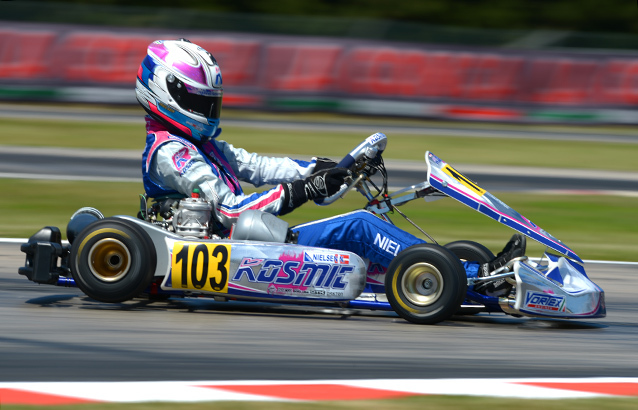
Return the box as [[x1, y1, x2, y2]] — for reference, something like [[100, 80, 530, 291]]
[[19, 133, 605, 324]]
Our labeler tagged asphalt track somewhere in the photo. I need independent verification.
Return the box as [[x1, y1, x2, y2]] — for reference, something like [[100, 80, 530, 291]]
[[1, 242, 638, 382]]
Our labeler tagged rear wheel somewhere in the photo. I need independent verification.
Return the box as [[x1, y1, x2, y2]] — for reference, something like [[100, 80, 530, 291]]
[[70, 218, 156, 303], [385, 244, 467, 324], [445, 240, 495, 315]]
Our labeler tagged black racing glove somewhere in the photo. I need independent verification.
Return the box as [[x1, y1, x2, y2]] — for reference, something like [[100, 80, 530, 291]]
[[280, 168, 351, 215], [313, 157, 338, 173]]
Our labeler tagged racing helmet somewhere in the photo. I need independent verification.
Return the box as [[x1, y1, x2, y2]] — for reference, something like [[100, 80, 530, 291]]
[[136, 39, 223, 142]]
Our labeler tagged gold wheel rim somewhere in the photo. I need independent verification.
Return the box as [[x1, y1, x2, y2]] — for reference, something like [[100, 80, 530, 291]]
[[87, 238, 131, 282], [401, 262, 443, 306]]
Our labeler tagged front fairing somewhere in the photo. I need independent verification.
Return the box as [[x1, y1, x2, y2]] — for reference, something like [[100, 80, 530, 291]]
[[422, 152, 605, 318], [425, 151, 582, 263], [498, 254, 605, 319]]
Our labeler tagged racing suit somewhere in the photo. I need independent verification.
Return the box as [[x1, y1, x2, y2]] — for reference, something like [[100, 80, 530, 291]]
[[142, 116, 479, 277]]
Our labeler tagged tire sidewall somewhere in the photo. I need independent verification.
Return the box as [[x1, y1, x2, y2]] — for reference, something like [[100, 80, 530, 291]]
[[70, 218, 156, 303], [385, 244, 467, 324]]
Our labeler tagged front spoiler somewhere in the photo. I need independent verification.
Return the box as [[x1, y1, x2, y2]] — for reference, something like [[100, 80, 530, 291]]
[[498, 255, 605, 319]]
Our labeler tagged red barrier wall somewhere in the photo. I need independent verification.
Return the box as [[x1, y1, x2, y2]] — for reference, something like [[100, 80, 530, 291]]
[[2, 23, 638, 107]]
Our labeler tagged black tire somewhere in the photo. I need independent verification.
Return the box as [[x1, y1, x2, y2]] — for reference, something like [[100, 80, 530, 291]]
[[444, 240, 495, 265], [385, 243, 467, 325], [445, 240, 495, 315], [70, 218, 157, 303]]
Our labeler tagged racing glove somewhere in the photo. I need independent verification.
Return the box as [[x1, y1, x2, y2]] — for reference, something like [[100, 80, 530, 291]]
[[280, 168, 351, 215], [313, 157, 338, 173]]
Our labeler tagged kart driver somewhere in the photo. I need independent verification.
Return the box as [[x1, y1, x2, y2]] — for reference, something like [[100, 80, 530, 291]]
[[136, 39, 525, 295]]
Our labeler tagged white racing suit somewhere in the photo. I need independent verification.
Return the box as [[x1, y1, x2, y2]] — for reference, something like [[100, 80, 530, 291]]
[[141, 116, 479, 287], [142, 116, 314, 231]]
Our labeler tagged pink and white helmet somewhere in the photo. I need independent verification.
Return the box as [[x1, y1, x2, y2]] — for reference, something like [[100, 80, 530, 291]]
[[135, 39, 223, 142]]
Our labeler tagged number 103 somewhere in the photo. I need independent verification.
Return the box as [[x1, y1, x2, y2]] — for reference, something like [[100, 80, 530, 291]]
[[171, 243, 230, 293]]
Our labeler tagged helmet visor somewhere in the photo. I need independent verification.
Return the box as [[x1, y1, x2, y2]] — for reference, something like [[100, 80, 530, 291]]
[[167, 78, 222, 119]]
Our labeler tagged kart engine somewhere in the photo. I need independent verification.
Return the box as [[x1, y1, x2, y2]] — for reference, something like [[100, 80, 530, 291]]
[[171, 195, 213, 238], [140, 192, 215, 239], [141, 194, 297, 243]]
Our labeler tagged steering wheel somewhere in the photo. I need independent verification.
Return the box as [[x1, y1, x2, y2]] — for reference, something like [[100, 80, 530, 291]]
[[314, 132, 387, 205]]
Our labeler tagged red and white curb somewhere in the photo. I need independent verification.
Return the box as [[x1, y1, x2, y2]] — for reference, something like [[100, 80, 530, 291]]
[[2, 378, 638, 405]]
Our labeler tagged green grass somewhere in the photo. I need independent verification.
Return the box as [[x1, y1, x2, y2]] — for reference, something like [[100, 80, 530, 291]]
[[0, 114, 637, 170], [3, 396, 638, 410], [2, 179, 636, 261], [220, 127, 638, 171], [0, 118, 147, 151]]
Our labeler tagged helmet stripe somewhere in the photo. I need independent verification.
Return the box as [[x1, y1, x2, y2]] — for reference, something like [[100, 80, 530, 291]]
[[148, 102, 192, 137]]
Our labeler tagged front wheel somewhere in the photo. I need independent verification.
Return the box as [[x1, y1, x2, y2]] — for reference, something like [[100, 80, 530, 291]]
[[385, 244, 467, 324], [70, 218, 157, 303]]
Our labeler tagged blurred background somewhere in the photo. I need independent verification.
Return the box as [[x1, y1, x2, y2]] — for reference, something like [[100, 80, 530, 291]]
[[2, 0, 638, 123]]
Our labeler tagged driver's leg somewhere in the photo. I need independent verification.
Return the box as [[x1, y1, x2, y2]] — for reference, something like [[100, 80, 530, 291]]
[[294, 210, 423, 268], [293, 210, 521, 280]]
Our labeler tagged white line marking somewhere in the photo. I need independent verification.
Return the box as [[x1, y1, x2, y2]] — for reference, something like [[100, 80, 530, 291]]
[[0, 173, 140, 183], [1, 378, 637, 401]]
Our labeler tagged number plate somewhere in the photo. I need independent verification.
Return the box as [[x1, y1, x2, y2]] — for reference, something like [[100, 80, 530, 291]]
[[171, 242, 230, 293]]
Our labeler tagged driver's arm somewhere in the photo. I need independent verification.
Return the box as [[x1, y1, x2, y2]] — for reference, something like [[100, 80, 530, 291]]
[[215, 139, 336, 186], [151, 142, 288, 228], [151, 141, 347, 228]]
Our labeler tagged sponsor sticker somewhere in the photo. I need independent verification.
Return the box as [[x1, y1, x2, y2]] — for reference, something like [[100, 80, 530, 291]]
[[158, 101, 175, 113], [233, 257, 352, 290], [303, 250, 350, 265], [428, 152, 443, 166], [172, 147, 192, 171], [373, 233, 401, 256], [184, 83, 223, 96], [524, 291, 566, 312], [366, 132, 385, 145]]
